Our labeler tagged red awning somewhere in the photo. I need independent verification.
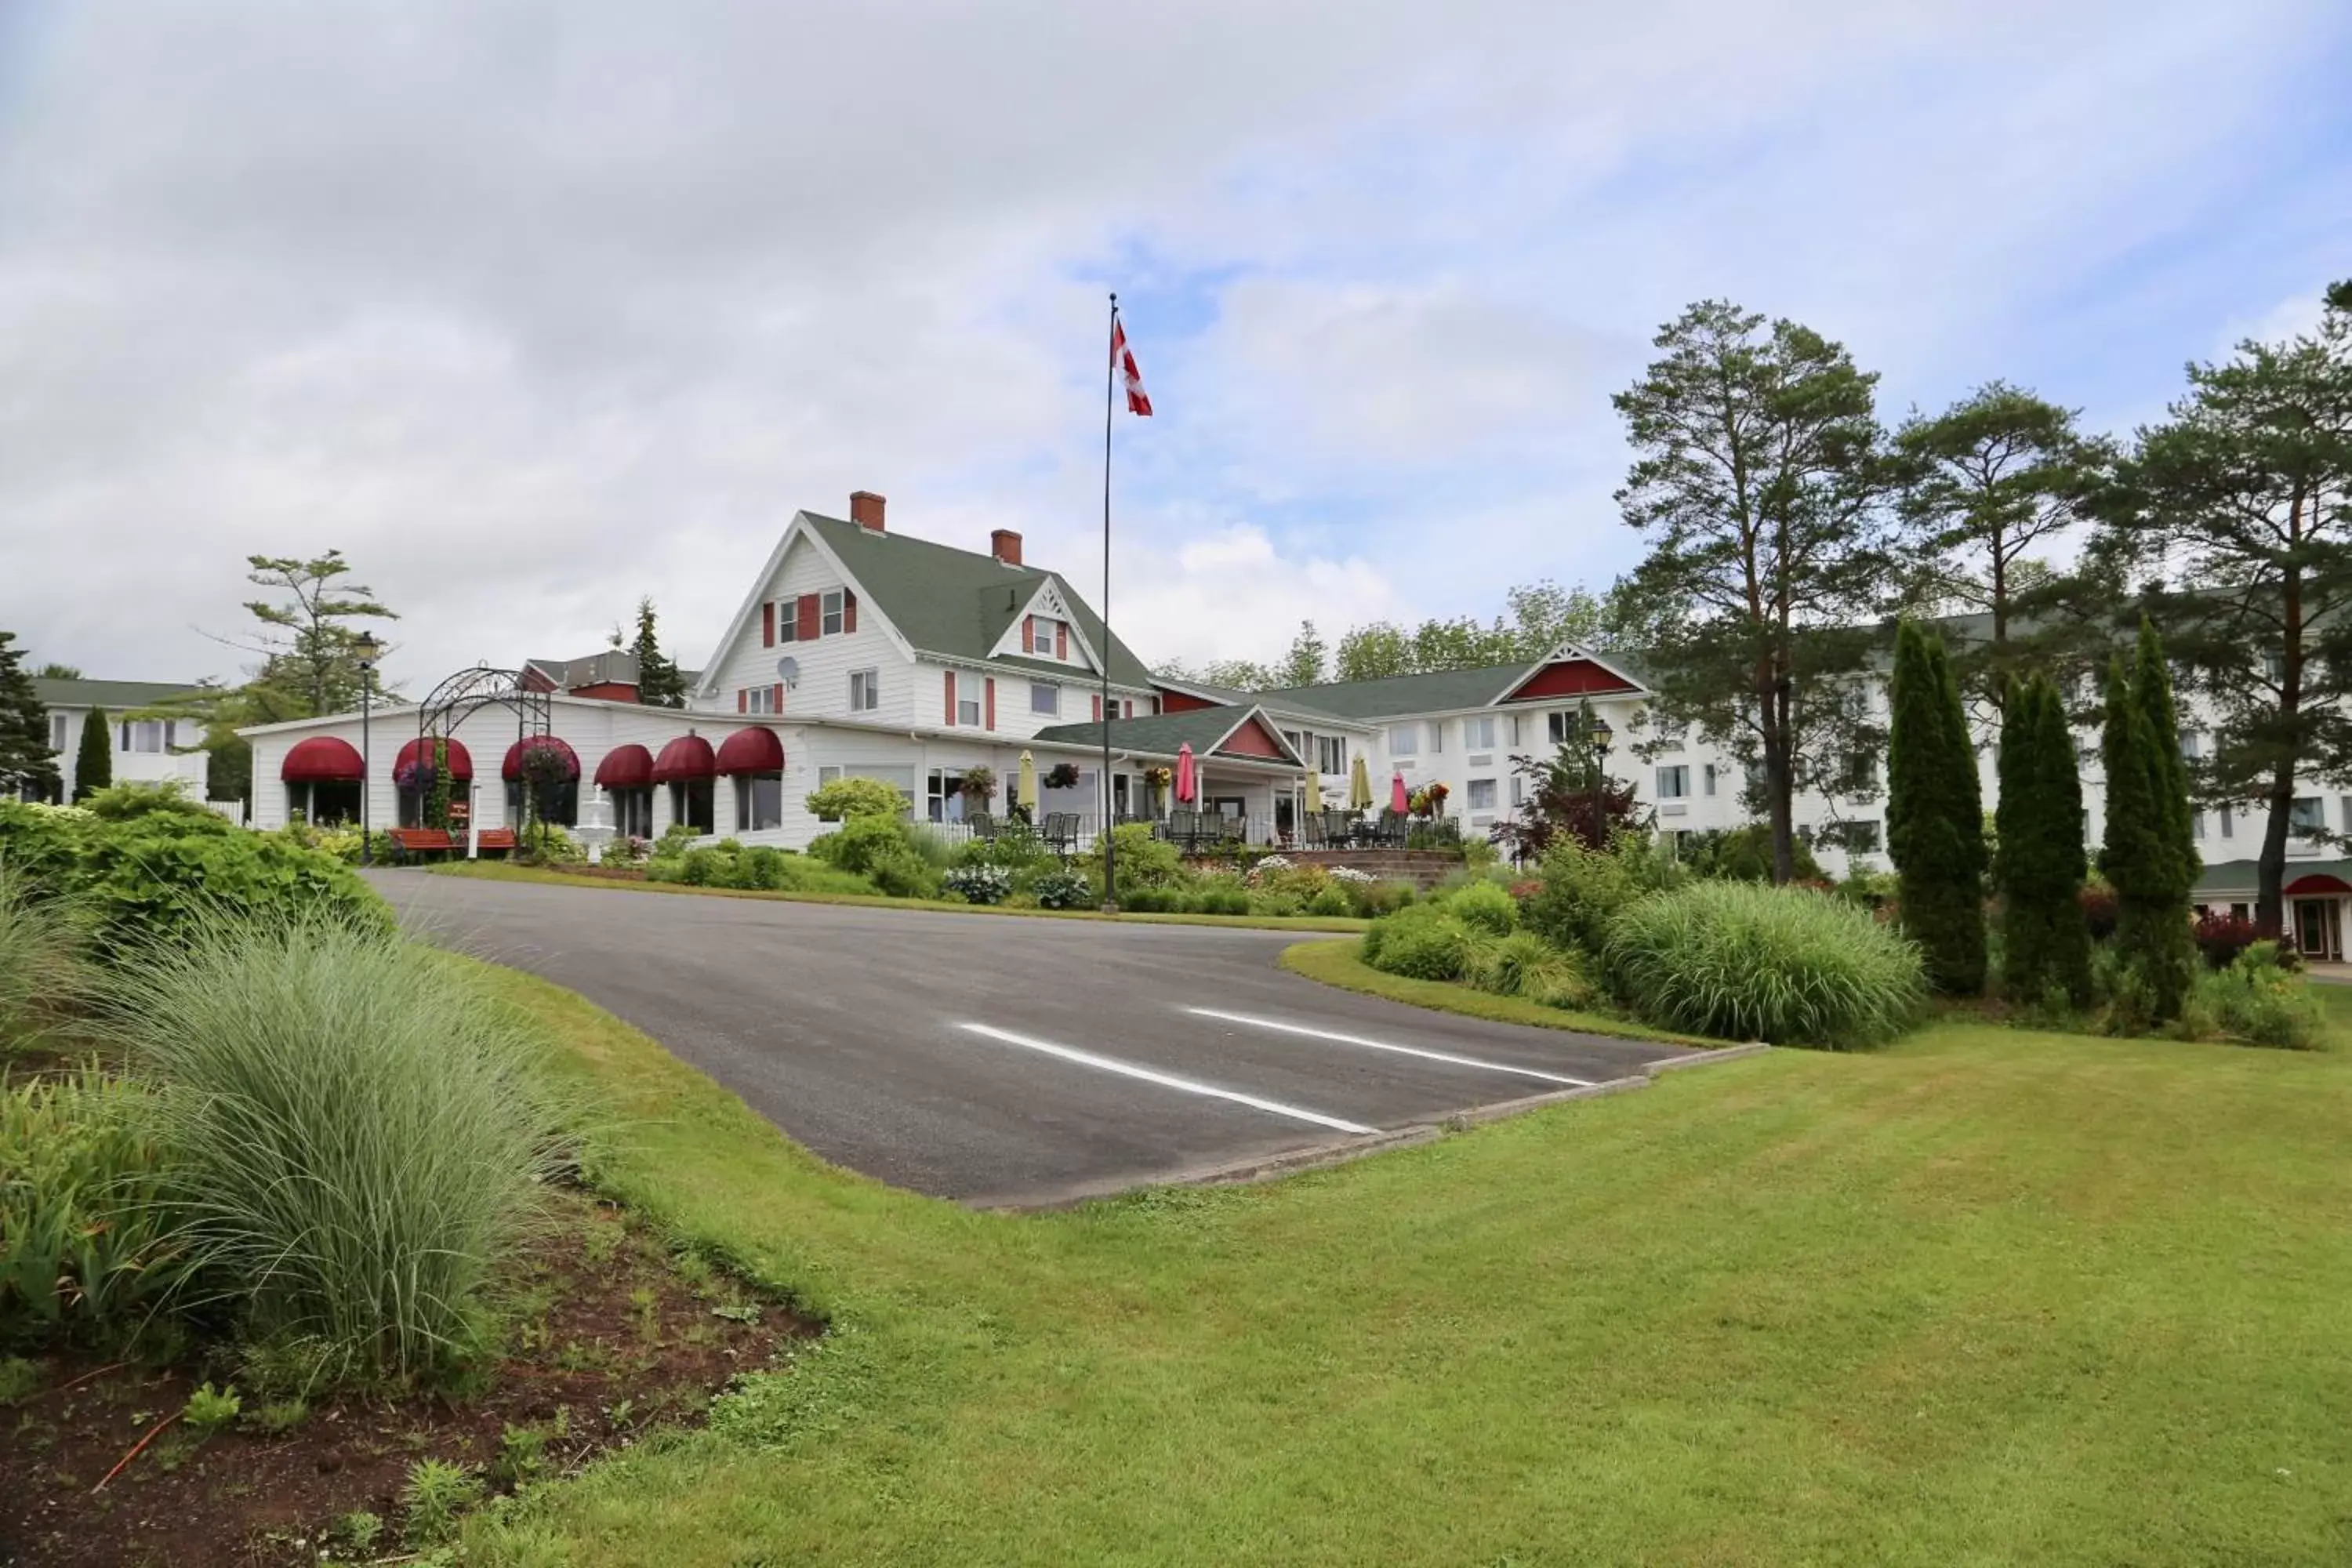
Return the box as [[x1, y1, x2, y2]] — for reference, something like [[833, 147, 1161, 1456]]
[[394, 736, 474, 781], [595, 743, 655, 788], [502, 736, 580, 781], [281, 735, 365, 782], [715, 726, 785, 775], [650, 734, 716, 783], [2285, 873, 2352, 897]]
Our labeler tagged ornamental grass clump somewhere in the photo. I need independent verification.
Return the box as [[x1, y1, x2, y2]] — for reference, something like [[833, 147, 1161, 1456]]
[[1605, 880, 1926, 1049], [0, 860, 88, 1047], [97, 912, 576, 1388]]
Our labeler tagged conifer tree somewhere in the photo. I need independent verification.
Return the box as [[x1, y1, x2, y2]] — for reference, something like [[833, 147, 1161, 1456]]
[[2100, 621, 2197, 1021], [1888, 621, 1986, 992], [0, 633, 57, 799], [1995, 676, 2090, 1005], [72, 706, 112, 801]]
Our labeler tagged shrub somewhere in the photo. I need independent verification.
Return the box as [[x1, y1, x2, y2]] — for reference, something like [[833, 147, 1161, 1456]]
[[811, 814, 917, 877], [942, 864, 1014, 905], [651, 822, 699, 859], [1089, 822, 1184, 894], [82, 780, 218, 824], [2185, 941, 2325, 1050], [1523, 832, 1682, 957], [1031, 868, 1094, 910], [1361, 904, 1479, 982], [864, 843, 941, 900], [0, 801, 390, 958], [0, 1066, 187, 1350], [1675, 824, 1824, 884], [1348, 879, 1417, 918], [97, 913, 577, 1387], [739, 845, 788, 890], [1305, 884, 1352, 917], [2191, 910, 2260, 970], [1444, 880, 1519, 938], [956, 825, 1058, 873], [1604, 880, 1926, 1049], [804, 777, 910, 822], [515, 822, 586, 867], [1190, 877, 1251, 916], [0, 862, 88, 1048]]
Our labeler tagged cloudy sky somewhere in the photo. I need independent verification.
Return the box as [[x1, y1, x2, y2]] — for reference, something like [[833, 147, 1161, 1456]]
[[3, 1, 2347, 694]]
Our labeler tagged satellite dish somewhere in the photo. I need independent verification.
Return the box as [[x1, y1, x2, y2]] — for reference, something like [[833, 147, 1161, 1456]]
[[775, 656, 800, 688]]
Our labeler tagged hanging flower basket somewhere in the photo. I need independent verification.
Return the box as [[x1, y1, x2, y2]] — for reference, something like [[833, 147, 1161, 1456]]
[[394, 760, 437, 793], [1044, 762, 1080, 790]]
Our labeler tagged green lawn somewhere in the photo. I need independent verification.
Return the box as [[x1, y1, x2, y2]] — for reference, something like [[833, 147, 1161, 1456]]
[[466, 968, 2352, 1566], [426, 859, 1370, 933], [1281, 935, 1725, 1047]]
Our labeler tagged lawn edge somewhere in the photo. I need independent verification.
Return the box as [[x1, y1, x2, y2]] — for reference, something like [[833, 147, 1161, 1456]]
[[420, 859, 1370, 934], [1278, 937, 1725, 1050]]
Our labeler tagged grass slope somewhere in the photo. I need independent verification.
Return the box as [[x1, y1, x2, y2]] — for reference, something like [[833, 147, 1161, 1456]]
[[468, 968, 2352, 1566], [427, 859, 1370, 933]]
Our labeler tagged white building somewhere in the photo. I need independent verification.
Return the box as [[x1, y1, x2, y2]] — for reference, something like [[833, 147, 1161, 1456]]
[[25, 677, 211, 804]]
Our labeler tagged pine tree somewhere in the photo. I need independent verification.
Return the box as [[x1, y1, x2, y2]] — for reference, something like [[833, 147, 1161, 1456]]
[[73, 706, 112, 801], [2100, 621, 2196, 1022], [631, 598, 688, 709], [1888, 621, 1987, 992], [1995, 675, 2090, 1005], [0, 633, 58, 799]]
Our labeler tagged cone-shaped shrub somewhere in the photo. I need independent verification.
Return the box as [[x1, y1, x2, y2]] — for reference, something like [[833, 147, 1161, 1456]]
[[2100, 620, 2197, 1022], [1995, 676, 2091, 1005], [1887, 621, 1987, 993], [71, 706, 111, 801]]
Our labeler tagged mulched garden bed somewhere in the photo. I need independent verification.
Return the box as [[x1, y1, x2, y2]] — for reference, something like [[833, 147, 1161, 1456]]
[[1, 1191, 817, 1567]]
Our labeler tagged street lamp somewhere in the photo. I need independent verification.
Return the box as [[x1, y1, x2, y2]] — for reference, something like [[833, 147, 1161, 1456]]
[[356, 632, 379, 865]]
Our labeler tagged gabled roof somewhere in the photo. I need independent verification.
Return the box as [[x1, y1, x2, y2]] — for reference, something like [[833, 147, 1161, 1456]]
[[524, 651, 640, 691], [1033, 705, 1307, 768], [1253, 646, 1653, 721], [32, 677, 209, 713], [799, 513, 1155, 688]]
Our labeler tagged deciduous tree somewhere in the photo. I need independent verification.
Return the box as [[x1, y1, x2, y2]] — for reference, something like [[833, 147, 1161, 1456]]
[[1610, 299, 1896, 882]]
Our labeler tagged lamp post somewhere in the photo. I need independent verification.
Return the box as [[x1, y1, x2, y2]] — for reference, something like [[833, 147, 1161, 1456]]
[[356, 632, 379, 865]]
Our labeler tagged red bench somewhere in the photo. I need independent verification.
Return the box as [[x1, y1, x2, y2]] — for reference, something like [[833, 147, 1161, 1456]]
[[475, 829, 517, 853], [387, 829, 453, 855]]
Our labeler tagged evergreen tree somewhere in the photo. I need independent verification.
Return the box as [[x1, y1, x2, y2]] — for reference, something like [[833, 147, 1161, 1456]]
[[1887, 621, 1987, 993], [1274, 621, 1328, 688], [2100, 621, 2196, 1021], [1994, 675, 2090, 1005], [631, 598, 689, 708], [73, 706, 112, 801], [0, 633, 59, 799]]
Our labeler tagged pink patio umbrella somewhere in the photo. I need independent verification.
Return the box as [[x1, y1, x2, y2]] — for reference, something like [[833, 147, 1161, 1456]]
[[1174, 743, 1198, 804], [1391, 771, 1410, 814]]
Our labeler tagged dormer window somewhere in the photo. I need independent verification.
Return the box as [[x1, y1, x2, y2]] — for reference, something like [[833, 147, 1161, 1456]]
[[822, 590, 845, 637], [1024, 615, 1069, 661]]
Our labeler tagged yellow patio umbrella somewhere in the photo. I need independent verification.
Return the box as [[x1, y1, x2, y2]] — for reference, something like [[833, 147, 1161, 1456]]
[[1017, 750, 1039, 815], [1348, 753, 1374, 811]]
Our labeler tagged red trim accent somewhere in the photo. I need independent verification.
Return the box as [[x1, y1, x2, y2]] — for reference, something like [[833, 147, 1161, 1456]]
[[985, 677, 996, 730], [567, 681, 639, 702], [1091, 693, 1102, 721], [738, 688, 748, 713], [650, 735, 715, 782], [1056, 622, 1068, 660], [1022, 615, 1034, 654], [1123, 699, 1134, 719], [281, 735, 365, 782], [762, 602, 775, 647], [1215, 716, 1288, 759], [500, 736, 580, 782], [771, 682, 784, 713], [394, 737, 474, 781], [715, 726, 785, 775], [797, 593, 821, 641], [594, 744, 655, 787], [945, 671, 956, 725], [1503, 659, 1640, 702], [1156, 685, 1217, 713], [844, 590, 857, 634], [2285, 873, 2352, 896]]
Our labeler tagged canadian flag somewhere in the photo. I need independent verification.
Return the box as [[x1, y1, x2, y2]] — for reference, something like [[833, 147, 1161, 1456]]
[[1112, 314, 1152, 416]]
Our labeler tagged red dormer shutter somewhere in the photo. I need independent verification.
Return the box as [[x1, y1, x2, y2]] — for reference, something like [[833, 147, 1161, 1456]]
[[737, 688, 748, 713], [797, 593, 820, 641], [1055, 622, 1068, 660], [1022, 615, 1035, 655], [771, 683, 784, 713], [1091, 693, 1102, 721], [761, 603, 775, 648], [985, 678, 996, 730], [944, 671, 956, 726], [844, 590, 857, 634]]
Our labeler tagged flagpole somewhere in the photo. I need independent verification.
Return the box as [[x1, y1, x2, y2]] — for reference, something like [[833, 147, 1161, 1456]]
[[1100, 292, 1119, 912]]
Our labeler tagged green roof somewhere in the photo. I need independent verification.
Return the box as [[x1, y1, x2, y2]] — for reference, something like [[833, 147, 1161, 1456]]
[[801, 513, 1156, 689], [1244, 646, 1657, 722], [31, 677, 209, 713], [2194, 857, 2352, 896], [1034, 707, 1305, 767]]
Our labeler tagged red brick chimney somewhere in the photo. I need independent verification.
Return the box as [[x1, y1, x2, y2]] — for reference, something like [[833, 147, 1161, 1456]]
[[850, 490, 886, 532], [990, 528, 1023, 566]]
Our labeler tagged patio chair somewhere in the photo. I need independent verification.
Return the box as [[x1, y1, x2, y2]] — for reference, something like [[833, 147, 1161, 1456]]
[[966, 811, 997, 842], [1041, 811, 1080, 855], [1324, 810, 1359, 848], [1377, 809, 1408, 848], [1167, 806, 1202, 855], [1301, 813, 1327, 850]]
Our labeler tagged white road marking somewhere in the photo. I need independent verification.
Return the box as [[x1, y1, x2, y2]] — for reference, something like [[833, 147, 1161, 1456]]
[[1185, 1007, 1596, 1087], [955, 1022, 1377, 1135]]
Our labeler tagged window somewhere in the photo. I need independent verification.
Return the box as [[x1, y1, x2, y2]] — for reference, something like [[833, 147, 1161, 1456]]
[[2180, 731, 2201, 760], [1703, 763, 1718, 797], [1283, 730, 1304, 757], [1656, 764, 1690, 800], [1842, 751, 1877, 791], [1465, 715, 1497, 750], [1317, 735, 1347, 775], [2267, 651, 2287, 685], [1547, 712, 1570, 746], [849, 670, 880, 712], [119, 720, 169, 753], [1467, 779, 1497, 811], [49, 714, 67, 753], [2219, 803, 2234, 839], [2231, 902, 2250, 921], [1030, 681, 1062, 717], [776, 602, 797, 643], [822, 590, 845, 637], [1427, 720, 1444, 753], [2291, 796, 2325, 834], [1388, 724, 1418, 757], [735, 772, 783, 832], [2191, 809, 2205, 841], [1509, 775, 1526, 807], [745, 686, 777, 715], [2343, 795, 2352, 833], [957, 689, 983, 727], [1847, 821, 1882, 854], [670, 779, 714, 835]]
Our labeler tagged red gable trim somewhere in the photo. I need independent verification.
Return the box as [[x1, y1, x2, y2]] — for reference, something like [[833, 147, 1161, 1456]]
[[1214, 714, 1290, 760], [1503, 659, 1640, 702], [1156, 685, 1218, 713]]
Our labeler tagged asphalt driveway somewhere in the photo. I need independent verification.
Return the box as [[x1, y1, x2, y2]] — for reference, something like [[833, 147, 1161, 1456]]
[[369, 870, 1694, 1206]]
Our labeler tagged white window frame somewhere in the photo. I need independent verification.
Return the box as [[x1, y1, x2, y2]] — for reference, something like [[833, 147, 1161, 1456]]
[[849, 669, 880, 713], [1316, 735, 1346, 775], [777, 601, 797, 643], [2290, 795, 2325, 835], [1388, 724, 1419, 757], [822, 589, 845, 637], [1656, 764, 1690, 800], [49, 713, 68, 752], [1547, 711, 1571, 746], [957, 691, 983, 728], [1466, 779, 1497, 811], [120, 719, 169, 753], [735, 771, 784, 832], [1465, 715, 1497, 750], [1427, 720, 1444, 754], [1030, 681, 1062, 717], [746, 686, 775, 715]]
